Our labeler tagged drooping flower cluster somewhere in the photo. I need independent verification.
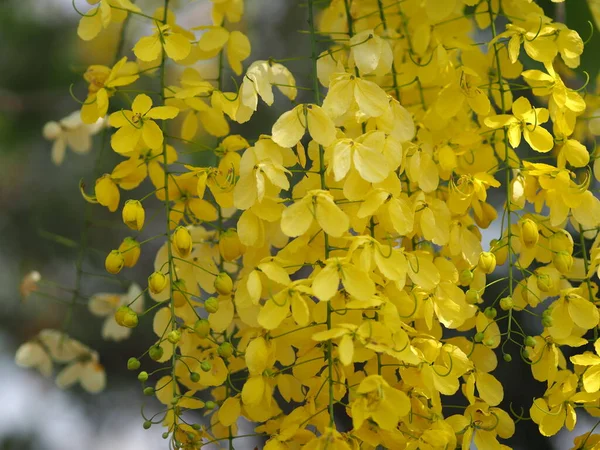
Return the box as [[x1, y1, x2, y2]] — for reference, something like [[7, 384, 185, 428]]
[[24, 0, 600, 448]]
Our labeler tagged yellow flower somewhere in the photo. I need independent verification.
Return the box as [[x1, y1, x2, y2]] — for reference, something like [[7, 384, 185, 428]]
[[485, 96, 554, 152], [322, 72, 389, 119], [77, 0, 141, 41], [272, 104, 336, 148], [108, 94, 178, 154], [350, 375, 410, 431], [80, 57, 139, 124], [95, 174, 120, 212], [133, 23, 191, 62], [196, 26, 251, 75], [89, 283, 143, 341]]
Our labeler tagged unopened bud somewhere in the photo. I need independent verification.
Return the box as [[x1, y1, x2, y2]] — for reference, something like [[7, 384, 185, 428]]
[[190, 372, 200, 382], [115, 305, 138, 328], [204, 297, 219, 314], [138, 371, 149, 382], [217, 342, 233, 359], [553, 251, 573, 274], [167, 330, 181, 344], [149, 345, 164, 361], [465, 289, 480, 304], [459, 269, 474, 286], [499, 296, 513, 311], [214, 272, 233, 295], [521, 218, 539, 249], [536, 273, 553, 293], [478, 252, 496, 274], [193, 319, 211, 337], [172, 226, 192, 258], [524, 336, 537, 347], [105, 250, 124, 274], [127, 357, 141, 371], [148, 271, 168, 294], [484, 307, 497, 320], [122, 199, 145, 231], [200, 361, 212, 372], [219, 229, 245, 261], [119, 237, 141, 268]]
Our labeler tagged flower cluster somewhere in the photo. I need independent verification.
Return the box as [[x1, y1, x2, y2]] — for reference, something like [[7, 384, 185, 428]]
[[24, 0, 600, 448]]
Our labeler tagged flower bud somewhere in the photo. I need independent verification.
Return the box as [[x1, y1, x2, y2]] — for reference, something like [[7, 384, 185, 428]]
[[219, 229, 245, 261], [465, 289, 480, 304], [217, 342, 233, 358], [105, 250, 125, 274], [148, 271, 168, 294], [542, 315, 553, 327], [536, 273, 553, 293], [115, 305, 139, 328], [484, 307, 497, 320], [190, 372, 200, 382], [172, 279, 188, 308], [520, 218, 539, 249], [204, 297, 219, 314], [119, 237, 141, 268], [143, 421, 152, 430], [172, 226, 192, 258], [127, 357, 141, 371], [193, 319, 211, 337], [478, 252, 496, 274], [122, 199, 145, 231], [200, 361, 212, 372], [524, 336, 536, 347], [499, 296, 513, 311], [138, 371, 148, 382], [553, 251, 573, 274], [503, 353, 512, 362], [459, 269, 474, 286], [474, 332, 484, 343], [214, 272, 233, 295], [167, 330, 181, 344], [149, 345, 164, 361], [143, 387, 155, 396], [205, 400, 216, 410]]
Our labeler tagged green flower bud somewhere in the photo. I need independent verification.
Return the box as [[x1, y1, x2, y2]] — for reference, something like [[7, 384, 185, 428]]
[[536, 273, 553, 293], [214, 272, 233, 295], [499, 296, 513, 311], [190, 372, 200, 382], [553, 251, 573, 274], [542, 315, 554, 327], [143, 387, 155, 396], [474, 332, 485, 343], [127, 357, 141, 371], [200, 361, 212, 372], [193, 319, 211, 337], [204, 297, 220, 314], [503, 353, 512, 362], [138, 371, 149, 382], [167, 329, 181, 344], [478, 251, 496, 274], [524, 335, 537, 347], [466, 289, 480, 304], [217, 342, 233, 358], [459, 269, 474, 286], [143, 421, 152, 430], [484, 307, 497, 320], [205, 401, 216, 410], [115, 305, 139, 328], [149, 345, 164, 361]]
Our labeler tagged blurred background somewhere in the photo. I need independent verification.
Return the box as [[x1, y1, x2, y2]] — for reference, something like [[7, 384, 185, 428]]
[[1, 0, 599, 449]]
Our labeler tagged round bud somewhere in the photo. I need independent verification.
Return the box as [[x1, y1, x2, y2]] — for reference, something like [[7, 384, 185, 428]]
[[219, 229, 245, 261], [553, 251, 573, 274], [459, 269, 474, 286], [542, 315, 554, 327], [503, 353, 512, 362], [167, 330, 181, 344], [536, 273, 553, 293], [474, 332, 485, 343], [138, 371, 149, 382], [143, 421, 152, 430], [192, 424, 201, 431], [204, 297, 220, 314], [522, 348, 531, 360], [119, 237, 141, 268], [172, 226, 193, 258], [478, 252, 497, 274], [127, 357, 141, 371], [190, 372, 200, 382], [524, 336, 537, 347], [162, 432, 169, 439], [115, 305, 139, 328], [484, 307, 497, 320], [172, 279, 188, 308], [193, 319, 211, 337], [148, 271, 168, 294], [200, 361, 212, 372], [520, 218, 539, 249], [217, 342, 233, 359], [143, 387, 155, 396], [205, 401, 216, 410], [214, 272, 233, 296], [499, 296, 513, 311], [484, 338, 495, 347], [149, 345, 164, 361], [465, 289, 480, 305], [105, 250, 125, 274], [122, 199, 145, 231]]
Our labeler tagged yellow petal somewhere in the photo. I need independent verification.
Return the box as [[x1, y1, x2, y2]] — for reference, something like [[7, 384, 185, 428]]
[[315, 195, 349, 237], [281, 198, 313, 237], [142, 120, 164, 149], [164, 33, 192, 61], [312, 264, 340, 301], [218, 397, 241, 427], [306, 104, 336, 147], [133, 35, 162, 62], [272, 106, 305, 148]]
